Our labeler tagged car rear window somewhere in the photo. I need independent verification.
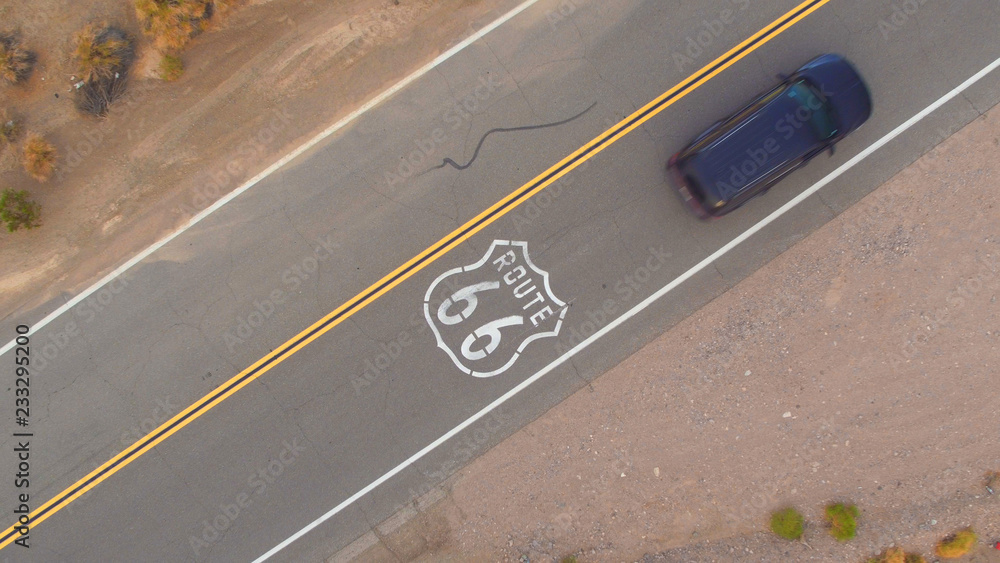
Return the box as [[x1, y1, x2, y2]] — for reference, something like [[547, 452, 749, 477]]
[[687, 175, 725, 209]]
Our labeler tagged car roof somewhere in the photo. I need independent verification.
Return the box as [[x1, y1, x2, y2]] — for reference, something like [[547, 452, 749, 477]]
[[681, 82, 823, 202]]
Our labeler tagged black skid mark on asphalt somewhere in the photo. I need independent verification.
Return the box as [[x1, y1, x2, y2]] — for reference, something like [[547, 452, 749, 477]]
[[419, 101, 598, 175]]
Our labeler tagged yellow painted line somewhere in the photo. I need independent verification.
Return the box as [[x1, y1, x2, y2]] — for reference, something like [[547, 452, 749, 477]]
[[0, 0, 829, 550]]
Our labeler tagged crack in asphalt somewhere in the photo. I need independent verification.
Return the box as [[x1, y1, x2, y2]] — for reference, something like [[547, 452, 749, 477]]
[[419, 102, 598, 174]]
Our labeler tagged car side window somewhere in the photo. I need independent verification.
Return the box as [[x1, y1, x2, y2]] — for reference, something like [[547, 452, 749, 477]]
[[688, 84, 788, 153]]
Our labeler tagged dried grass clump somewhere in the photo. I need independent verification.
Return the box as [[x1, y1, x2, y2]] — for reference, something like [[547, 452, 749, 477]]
[[22, 134, 57, 182], [935, 528, 977, 558], [0, 33, 35, 84], [74, 23, 132, 82], [0, 109, 22, 149], [134, 0, 213, 52], [72, 24, 134, 116], [866, 547, 926, 563]]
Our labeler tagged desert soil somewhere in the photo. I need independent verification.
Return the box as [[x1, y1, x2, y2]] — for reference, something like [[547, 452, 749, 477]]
[[0, 0, 519, 321], [341, 108, 1000, 562]]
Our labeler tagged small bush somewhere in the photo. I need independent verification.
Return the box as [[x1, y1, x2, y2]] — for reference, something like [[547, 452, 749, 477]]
[[560, 557, 578, 563], [0, 188, 41, 232], [22, 134, 56, 181], [0, 109, 22, 148], [158, 53, 183, 80], [72, 24, 134, 116], [866, 547, 926, 563], [824, 503, 859, 541], [935, 528, 977, 558], [134, 0, 212, 52], [0, 33, 35, 84], [769, 507, 804, 540]]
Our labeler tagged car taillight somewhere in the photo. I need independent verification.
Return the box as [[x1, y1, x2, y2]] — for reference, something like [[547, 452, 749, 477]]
[[668, 159, 712, 220]]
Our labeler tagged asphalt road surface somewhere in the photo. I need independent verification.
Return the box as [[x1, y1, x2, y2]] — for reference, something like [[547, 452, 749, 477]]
[[2, 0, 999, 561]]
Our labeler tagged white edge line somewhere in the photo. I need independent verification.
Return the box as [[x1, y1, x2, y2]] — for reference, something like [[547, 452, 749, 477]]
[[0, 0, 546, 357], [252, 54, 1000, 562]]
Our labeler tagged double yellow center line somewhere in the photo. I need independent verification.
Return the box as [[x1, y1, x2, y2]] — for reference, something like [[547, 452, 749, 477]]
[[0, 0, 829, 550]]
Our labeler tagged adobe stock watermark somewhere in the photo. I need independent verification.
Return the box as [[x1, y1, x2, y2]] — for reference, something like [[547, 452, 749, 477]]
[[406, 407, 508, 503], [350, 314, 424, 395], [119, 396, 180, 448], [189, 438, 307, 558], [222, 234, 339, 354], [350, 274, 474, 395], [671, 0, 751, 72], [710, 81, 833, 197], [888, 251, 997, 371], [172, 106, 295, 219], [318, 1, 433, 67], [507, 115, 618, 234], [27, 272, 134, 374], [546, 0, 579, 30], [11, 3, 58, 37], [710, 413, 848, 530], [878, 0, 932, 40], [509, 162, 588, 234], [381, 73, 507, 191], [553, 245, 673, 355], [63, 394, 180, 517], [55, 79, 160, 182]]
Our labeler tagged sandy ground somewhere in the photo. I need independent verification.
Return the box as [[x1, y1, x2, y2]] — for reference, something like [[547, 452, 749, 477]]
[[0, 0, 518, 321], [341, 108, 1000, 561]]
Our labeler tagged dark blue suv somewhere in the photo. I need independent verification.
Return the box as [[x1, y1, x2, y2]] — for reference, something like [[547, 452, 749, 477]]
[[668, 54, 872, 219]]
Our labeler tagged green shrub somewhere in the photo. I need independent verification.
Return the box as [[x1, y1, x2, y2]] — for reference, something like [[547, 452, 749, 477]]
[[0, 33, 34, 84], [0, 188, 41, 232], [158, 53, 183, 80], [935, 528, 977, 558], [769, 507, 804, 540], [824, 503, 859, 541]]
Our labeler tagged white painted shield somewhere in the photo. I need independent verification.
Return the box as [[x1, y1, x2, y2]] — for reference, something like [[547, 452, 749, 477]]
[[424, 240, 567, 377]]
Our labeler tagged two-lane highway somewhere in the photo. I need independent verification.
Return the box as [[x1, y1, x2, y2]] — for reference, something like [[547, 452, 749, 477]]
[[2, 0, 999, 560]]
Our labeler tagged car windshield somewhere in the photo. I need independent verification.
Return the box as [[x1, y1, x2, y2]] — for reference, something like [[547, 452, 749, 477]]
[[785, 80, 837, 140]]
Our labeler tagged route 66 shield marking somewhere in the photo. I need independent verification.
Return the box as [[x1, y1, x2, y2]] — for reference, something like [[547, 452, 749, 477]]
[[424, 240, 567, 378]]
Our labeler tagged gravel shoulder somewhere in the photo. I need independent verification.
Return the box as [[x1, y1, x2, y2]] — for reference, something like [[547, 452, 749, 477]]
[[343, 106, 1000, 562]]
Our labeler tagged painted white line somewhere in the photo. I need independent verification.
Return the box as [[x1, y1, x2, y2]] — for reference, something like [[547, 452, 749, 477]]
[[0, 0, 547, 358], [253, 54, 1000, 562]]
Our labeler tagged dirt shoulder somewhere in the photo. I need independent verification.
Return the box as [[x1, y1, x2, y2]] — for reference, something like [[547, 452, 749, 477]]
[[342, 109, 1000, 561], [0, 0, 519, 321]]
